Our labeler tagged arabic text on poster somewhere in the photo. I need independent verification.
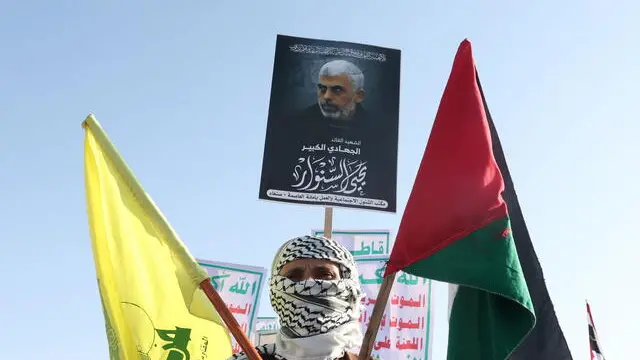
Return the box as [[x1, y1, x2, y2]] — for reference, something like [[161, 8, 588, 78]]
[[312, 230, 391, 257]]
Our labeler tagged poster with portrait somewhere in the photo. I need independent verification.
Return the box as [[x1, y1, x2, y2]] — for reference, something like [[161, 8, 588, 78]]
[[259, 34, 401, 213], [198, 259, 268, 354]]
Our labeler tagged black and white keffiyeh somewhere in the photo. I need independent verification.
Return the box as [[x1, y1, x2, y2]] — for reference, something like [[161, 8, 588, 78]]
[[269, 235, 362, 338], [232, 235, 364, 360]]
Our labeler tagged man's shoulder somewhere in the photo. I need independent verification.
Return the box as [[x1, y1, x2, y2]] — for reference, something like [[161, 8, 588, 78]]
[[272, 104, 319, 133], [296, 104, 321, 116], [286, 104, 322, 123], [228, 344, 281, 360]]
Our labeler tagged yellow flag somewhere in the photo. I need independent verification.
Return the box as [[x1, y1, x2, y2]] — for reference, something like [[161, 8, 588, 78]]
[[83, 114, 233, 360]]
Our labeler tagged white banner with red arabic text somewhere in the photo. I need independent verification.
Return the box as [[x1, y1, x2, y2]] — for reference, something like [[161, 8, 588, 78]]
[[313, 230, 434, 360], [354, 257, 434, 360], [198, 259, 268, 354]]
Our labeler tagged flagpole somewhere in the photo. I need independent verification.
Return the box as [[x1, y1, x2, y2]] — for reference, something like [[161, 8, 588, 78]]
[[357, 272, 396, 360], [200, 280, 263, 360], [324, 207, 333, 238]]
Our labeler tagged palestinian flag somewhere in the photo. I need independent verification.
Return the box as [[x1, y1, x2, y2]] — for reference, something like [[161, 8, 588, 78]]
[[587, 301, 605, 360], [384, 39, 536, 360]]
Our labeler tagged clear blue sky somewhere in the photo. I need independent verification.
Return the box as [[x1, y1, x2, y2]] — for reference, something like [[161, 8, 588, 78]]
[[1, 1, 636, 359]]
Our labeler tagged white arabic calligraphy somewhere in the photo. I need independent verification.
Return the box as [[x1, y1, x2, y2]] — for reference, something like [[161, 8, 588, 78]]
[[265, 189, 388, 208], [300, 143, 361, 155], [291, 156, 367, 195]]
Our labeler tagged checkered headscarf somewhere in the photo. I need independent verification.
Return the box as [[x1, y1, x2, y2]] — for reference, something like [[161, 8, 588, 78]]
[[269, 235, 363, 338]]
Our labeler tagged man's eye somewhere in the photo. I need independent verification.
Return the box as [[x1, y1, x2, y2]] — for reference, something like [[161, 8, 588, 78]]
[[317, 271, 335, 280], [284, 270, 304, 281]]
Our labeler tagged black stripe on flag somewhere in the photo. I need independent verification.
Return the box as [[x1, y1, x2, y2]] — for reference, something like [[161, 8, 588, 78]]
[[476, 72, 574, 360], [589, 324, 602, 354]]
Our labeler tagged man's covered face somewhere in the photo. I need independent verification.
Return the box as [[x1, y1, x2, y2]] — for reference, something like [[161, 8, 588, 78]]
[[317, 74, 364, 120], [279, 258, 340, 282], [269, 236, 362, 338]]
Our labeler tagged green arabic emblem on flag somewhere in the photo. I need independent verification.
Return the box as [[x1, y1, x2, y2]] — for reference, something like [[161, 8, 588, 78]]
[[156, 327, 192, 360]]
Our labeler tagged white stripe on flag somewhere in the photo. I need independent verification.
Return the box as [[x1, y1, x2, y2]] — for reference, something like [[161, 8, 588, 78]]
[[448, 283, 458, 321]]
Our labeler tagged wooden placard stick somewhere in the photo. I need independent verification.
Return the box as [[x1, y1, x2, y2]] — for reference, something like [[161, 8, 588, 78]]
[[324, 206, 334, 239], [357, 272, 396, 360]]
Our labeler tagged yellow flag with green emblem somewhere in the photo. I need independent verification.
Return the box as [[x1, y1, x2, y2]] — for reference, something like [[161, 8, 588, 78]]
[[83, 114, 233, 360]]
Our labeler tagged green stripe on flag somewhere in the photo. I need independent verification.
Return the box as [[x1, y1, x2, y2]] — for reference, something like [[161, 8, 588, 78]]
[[405, 216, 535, 360]]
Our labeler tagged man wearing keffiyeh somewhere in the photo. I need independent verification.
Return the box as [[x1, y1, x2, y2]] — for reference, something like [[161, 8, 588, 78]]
[[230, 235, 372, 360]]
